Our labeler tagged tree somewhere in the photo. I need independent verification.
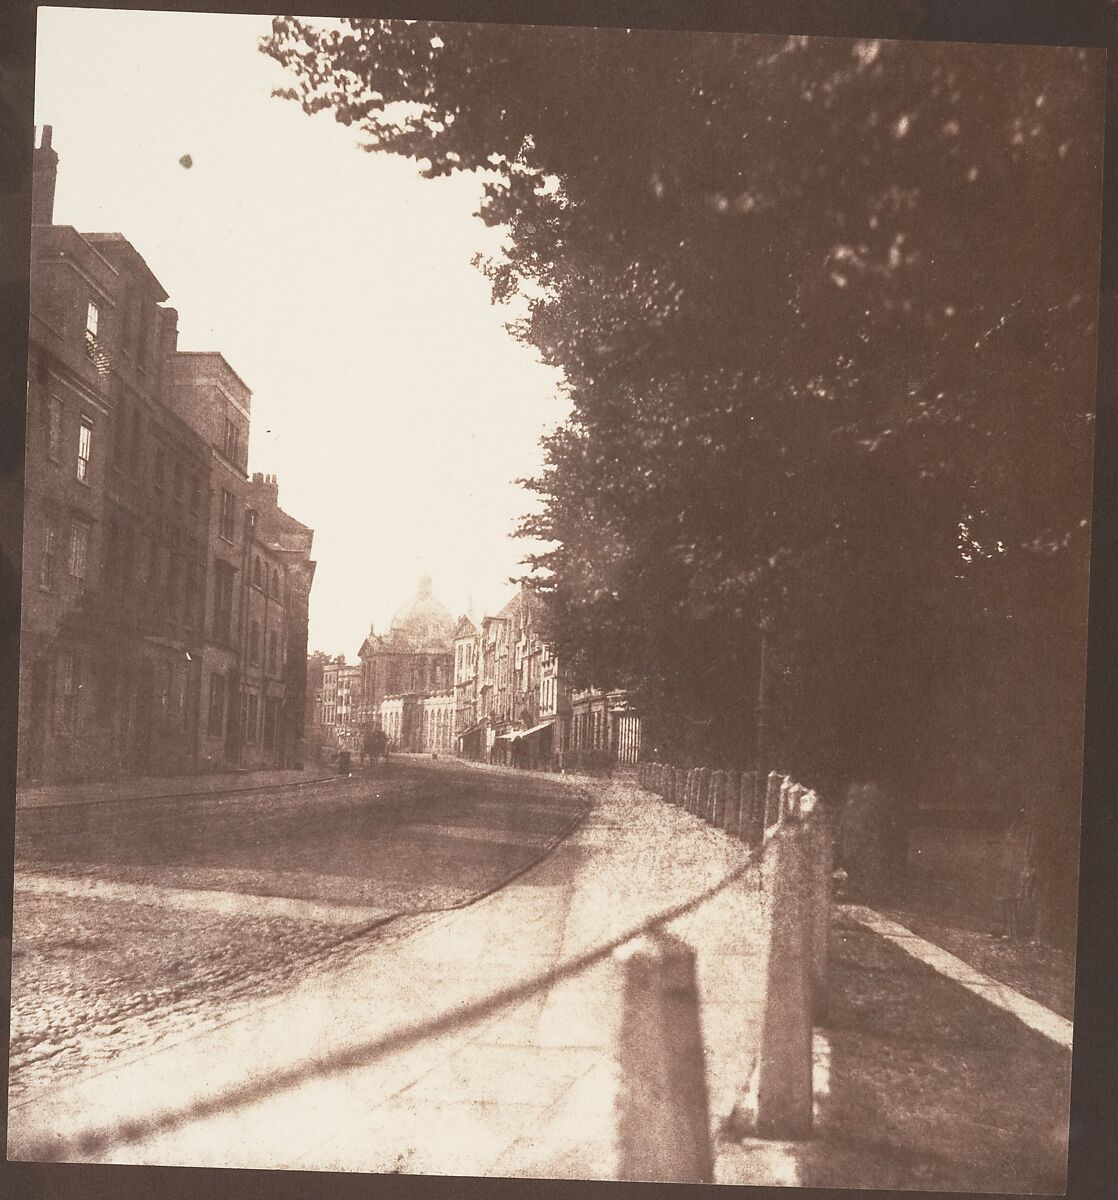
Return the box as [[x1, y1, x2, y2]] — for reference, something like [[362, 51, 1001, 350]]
[[262, 19, 1101, 943]]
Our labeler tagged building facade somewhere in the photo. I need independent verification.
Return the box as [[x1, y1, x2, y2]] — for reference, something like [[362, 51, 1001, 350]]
[[19, 126, 315, 782], [323, 575, 639, 767]]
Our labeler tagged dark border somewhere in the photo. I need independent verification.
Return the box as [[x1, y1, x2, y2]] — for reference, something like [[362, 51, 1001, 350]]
[[2, 3, 1115, 1199]]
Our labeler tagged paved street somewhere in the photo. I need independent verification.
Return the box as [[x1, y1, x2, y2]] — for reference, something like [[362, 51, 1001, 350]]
[[9, 763, 590, 1104], [9, 771, 775, 1181]]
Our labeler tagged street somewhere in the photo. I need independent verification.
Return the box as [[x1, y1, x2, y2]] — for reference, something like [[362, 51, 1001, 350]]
[[9, 762, 590, 1104]]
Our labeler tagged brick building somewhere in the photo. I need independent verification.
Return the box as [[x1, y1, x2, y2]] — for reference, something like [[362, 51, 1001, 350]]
[[19, 126, 314, 782]]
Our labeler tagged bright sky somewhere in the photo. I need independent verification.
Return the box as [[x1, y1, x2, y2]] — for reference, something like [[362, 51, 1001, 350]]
[[34, 7, 568, 657]]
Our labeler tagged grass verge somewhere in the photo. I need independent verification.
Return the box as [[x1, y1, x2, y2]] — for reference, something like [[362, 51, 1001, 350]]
[[796, 913, 1072, 1193]]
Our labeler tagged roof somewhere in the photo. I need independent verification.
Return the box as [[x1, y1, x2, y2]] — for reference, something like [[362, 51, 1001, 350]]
[[82, 232, 169, 302], [388, 574, 455, 652], [171, 350, 252, 397]]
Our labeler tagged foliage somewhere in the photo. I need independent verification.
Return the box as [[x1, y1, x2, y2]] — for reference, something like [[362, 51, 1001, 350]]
[[263, 19, 1101, 942]]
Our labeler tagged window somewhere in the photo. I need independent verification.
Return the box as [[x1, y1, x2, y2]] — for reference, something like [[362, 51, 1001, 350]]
[[121, 527, 134, 588], [146, 538, 160, 593], [84, 301, 106, 372], [245, 692, 259, 744], [113, 399, 128, 464], [213, 560, 235, 643], [59, 652, 80, 732], [264, 697, 279, 749], [207, 672, 226, 737], [158, 661, 172, 721], [130, 408, 142, 469], [268, 631, 278, 672], [47, 396, 63, 459], [223, 417, 240, 464], [252, 557, 262, 588], [175, 661, 189, 729], [136, 302, 149, 365], [184, 560, 197, 628], [39, 514, 57, 590], [164, 552, 178, 608], [271, 568, 280, 596], [249, 620, 261, 665], [77, 416, 92, 482], [219, 489, 235, 541], [69, 521, 90, 587]]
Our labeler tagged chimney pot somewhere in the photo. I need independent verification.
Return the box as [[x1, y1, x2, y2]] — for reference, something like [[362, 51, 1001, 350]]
[[33, 125, 59, 226]]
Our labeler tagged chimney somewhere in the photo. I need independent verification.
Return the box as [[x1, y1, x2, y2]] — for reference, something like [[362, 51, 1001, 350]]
[[33, 125, 58, 226], [154, 307, 179, 400], [159, 307, 179, 358], [250, 472, 280, 508]]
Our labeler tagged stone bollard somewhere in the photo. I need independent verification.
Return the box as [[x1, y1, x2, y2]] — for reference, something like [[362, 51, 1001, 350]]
[[615, 931, 715, 1183], [801, 790, 832, 1020], [746, 772, 768, 846], [723, 770, 742, 836], [738, 816, 814, 1140], [736, 771, 756, 845], [763, 771, 784, 829], [782, 780, 804, 822], [695, 769, 711, 821], [709, 770, 727, 826]]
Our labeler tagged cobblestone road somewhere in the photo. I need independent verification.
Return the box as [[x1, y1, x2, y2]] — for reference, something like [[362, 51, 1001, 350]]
[[9, 763, 590, 1104]]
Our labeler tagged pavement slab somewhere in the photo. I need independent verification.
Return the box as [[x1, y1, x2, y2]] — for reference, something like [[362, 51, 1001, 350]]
[[9, 775, 773, 1183]]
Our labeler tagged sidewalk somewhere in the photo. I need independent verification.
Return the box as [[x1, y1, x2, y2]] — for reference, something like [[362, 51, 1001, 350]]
[[9, 776, 790, 1182], [9, 768, 1073, 1188], [16, 766, 335, 811]]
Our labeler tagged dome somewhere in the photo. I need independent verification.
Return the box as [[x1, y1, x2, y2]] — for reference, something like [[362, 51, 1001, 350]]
[[389, 573, 455, 651]]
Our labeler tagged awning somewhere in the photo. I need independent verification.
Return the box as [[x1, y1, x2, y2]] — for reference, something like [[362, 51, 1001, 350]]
[[515, 720, 555, 740], [456, 721, 487, 741], [498, 720, 556, 743]]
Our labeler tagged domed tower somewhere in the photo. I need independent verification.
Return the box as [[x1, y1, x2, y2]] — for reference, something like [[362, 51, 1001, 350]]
[[358, 574, 456, 736], [389, 572, 456, 652]]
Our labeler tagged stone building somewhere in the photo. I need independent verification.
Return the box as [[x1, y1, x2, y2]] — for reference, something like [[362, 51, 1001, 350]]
[[419, 691, 456, 755], [452, 615, 481, 757], [167, 351, 255, 771], [569, 688, 642, 765], [247, 473, 316, 765], [317, 657, 362, 752], [357, 573, 455, 725]]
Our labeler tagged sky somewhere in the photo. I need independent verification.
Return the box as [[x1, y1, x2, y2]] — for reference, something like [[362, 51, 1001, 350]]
[[34, 6, 569, 657]]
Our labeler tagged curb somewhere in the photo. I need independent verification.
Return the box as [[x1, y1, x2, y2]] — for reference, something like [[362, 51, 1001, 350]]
[[15, 771, 342, 813]]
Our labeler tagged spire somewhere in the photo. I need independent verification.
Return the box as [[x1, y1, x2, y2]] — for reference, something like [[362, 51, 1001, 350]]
[[418, 571, 433, 597]]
